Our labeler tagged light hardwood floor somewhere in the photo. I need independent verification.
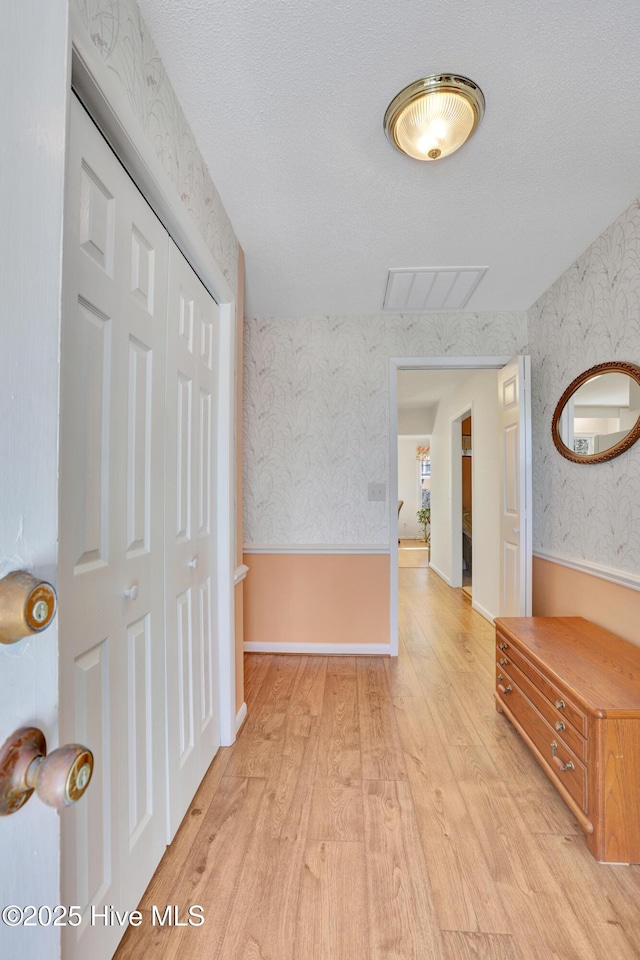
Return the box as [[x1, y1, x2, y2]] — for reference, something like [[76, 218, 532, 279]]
[[114, 568, 640, 960], [398, 539, 430, 568]]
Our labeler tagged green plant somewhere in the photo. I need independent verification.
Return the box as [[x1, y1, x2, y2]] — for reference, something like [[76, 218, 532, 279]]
[[417, 505, 431, 543]]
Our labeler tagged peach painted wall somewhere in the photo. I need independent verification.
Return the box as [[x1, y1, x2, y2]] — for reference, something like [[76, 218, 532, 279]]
[[243, 553, 390, 647], [533, 557, 640, 647], [235, 247, 245, 712]]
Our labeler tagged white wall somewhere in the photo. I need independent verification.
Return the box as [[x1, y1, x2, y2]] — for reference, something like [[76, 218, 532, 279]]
[[398, 436, 430, 539], [0, 5, 69, 957], [621, 379, 640, 430], [429, 369, 501, 620], [398, 405, 436, 435]]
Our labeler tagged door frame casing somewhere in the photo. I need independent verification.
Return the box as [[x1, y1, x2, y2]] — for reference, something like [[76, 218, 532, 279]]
[[450, 404, 473, 590], [389, 356, 512, 655], [69, 16, 237, 747]]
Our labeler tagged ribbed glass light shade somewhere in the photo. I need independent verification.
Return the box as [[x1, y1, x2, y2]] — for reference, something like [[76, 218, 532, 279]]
[[384, 75, 484, 162]]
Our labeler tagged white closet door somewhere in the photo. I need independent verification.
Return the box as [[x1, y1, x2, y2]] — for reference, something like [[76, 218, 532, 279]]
[[59, 96, 168, 960], [165, 239, 220, 839]]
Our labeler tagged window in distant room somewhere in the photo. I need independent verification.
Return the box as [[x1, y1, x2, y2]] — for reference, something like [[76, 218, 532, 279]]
[[417, 445, 430, 508]]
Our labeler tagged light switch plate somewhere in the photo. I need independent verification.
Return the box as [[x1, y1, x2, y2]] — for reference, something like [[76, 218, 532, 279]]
[[368, 482, 386, 502]]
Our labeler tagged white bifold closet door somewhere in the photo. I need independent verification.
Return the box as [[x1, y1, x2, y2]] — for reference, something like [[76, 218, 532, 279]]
[[59, 96, 221, 960], [60, 96, 169, 960], [165, 239, 220, 840]]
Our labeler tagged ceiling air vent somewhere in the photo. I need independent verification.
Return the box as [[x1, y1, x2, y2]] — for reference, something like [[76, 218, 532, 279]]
[[383, 267, 487, 312]]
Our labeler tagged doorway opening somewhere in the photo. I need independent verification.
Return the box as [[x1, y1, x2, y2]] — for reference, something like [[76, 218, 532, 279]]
[[389, 355, 530, 656], [396, 388, 432, 570], [448, 408, 473, 600]]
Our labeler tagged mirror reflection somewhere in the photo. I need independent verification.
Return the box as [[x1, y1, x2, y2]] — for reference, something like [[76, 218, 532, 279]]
[[558, 371, 640, 456]]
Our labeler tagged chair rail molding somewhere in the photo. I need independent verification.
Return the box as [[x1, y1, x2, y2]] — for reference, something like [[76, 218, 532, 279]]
[[234, 564, 250, 583], [243, 544, 390, 554], [533, 549, 640, 592]]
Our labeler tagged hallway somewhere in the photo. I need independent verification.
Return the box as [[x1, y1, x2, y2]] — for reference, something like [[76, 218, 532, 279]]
[[114, 570, 640, 960]]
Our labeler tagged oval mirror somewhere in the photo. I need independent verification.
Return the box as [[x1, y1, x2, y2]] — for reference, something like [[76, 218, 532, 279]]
[[552, 361, 640, 464]]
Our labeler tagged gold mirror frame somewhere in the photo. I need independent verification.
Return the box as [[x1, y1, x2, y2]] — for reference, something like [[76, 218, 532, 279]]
[[552, 360, 640, 464]]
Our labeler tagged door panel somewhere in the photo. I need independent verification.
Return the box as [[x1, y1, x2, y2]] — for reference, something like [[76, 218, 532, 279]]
[[60, 96, 168, 960], [165, 240, 220, 838], [177, 587, 195, 761], [498, 356, 532, 616], [199, 576, 214, 726], [126, 613, 153, 843], [126, 337, 152, 556], [73, 638, 111, 909], [74, 300, 111, 571], [176, 374, 193, 540]]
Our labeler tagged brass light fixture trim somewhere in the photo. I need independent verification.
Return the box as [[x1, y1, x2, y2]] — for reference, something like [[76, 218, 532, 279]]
[[384, 74, 485, 162]]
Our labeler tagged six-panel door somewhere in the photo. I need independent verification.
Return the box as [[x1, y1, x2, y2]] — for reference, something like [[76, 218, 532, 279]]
[[165, 240, 221, 840], [59, 95, 220, 960]]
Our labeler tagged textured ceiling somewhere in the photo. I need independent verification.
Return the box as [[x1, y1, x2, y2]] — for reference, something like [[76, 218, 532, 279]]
[[136, 0, 640, 317]]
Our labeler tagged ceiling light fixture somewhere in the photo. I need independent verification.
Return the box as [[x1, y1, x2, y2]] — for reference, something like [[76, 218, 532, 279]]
[[384, 74, 485, 162]]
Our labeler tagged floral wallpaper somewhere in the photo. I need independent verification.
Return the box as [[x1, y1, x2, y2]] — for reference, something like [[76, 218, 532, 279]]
[[72, 0, 238, 288], [529, 199, 640, 575], [243, 312, 527, 545]]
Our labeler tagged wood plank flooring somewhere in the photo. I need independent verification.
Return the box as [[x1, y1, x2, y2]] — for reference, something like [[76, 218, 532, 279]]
[[114, 568, 640, 960]]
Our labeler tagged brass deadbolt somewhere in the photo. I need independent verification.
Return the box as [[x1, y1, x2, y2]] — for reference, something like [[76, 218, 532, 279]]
[[0, 571, 57, 644]]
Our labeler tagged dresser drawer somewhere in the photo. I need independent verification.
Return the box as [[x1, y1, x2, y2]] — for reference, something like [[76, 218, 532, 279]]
[[496, 657, 586, 762], [495, 617, 640, 863], [496, 673, 587, 812], [496, 632, 587, 737]]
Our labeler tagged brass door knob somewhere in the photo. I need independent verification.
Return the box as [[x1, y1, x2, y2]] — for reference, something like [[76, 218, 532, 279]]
[[0, 571, 57, 644], [0, 727, 93, 816]]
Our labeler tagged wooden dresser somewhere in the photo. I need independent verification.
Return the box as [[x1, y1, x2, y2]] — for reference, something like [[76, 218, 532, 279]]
[[494, 616, 640, 863]]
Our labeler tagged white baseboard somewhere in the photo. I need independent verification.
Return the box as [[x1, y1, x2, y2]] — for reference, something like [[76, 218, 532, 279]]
[[472, 599, 495, 625], [244, 641, 391, 656], [428, 562, 451, 586], [235, 702, 247, 734], [533, 549, 640, 592], [243, 544, 389, 554]]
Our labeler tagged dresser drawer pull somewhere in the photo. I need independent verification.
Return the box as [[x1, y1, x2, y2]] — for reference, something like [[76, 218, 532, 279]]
[[497, 683, 512, 695], [499, 642, 508, 651], [555, 699, 566, 710], [499, 657, 508, 666], [497, 674, 504, 682], [555, 721, 566, 731], [550, 741, 574, 772]]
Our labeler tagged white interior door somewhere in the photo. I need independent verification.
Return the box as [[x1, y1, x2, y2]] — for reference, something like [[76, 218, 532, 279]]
[[59, 96, 169, 960], [498, 355, 532, 616], [165, 239, 221, 839]]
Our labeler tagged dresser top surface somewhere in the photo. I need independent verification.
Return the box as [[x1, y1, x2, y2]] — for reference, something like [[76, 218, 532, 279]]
[[495, 617, 640, 714]]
